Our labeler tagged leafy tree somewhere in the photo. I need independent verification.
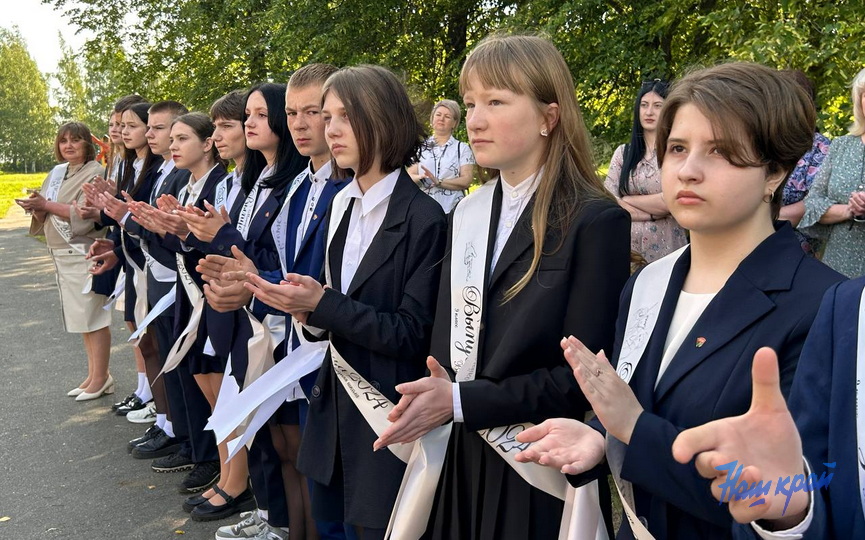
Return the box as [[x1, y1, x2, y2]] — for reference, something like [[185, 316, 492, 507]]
[[0, 27, 55, 172]]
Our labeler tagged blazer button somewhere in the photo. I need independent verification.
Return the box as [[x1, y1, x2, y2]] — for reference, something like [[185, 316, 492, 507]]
[[370, 380, 381, 391], [311, 385, 321, 398], [217, 245, 225, 251]]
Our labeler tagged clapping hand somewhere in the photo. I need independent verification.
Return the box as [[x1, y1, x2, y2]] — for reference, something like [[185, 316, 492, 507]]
[[564, 336, 643, 444], [672, 348, 808, 526], [180, 200, 231, 242], [198, 246, 257, 312], [15, 191, 47, 213], [372, 356, 453, 450], [86, 238, 119, 275], [243, 271, 324, 324], [514, 417, 606, 474]]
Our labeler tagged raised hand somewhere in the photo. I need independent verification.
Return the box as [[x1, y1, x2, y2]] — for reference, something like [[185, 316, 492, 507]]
[[564, 336, 643, 444], [180, 200, 231, 242], [196, 245, 258, 283], [373, 356, 453, 450], [128, 201, 169, 235], [15, 191, 47, 213], [203, 279, 253, 313], [72, 200, 101, 222], [514, 417, 606, 474], [99, 192, 130, 223], [244, 271, 324, 319], [672, 348, 808, 526]]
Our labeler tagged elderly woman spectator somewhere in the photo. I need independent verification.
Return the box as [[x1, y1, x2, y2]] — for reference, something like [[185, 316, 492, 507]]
[[410, 98, 475, 212], [801, 67, 865, 277], [16, 122, 113, 401]]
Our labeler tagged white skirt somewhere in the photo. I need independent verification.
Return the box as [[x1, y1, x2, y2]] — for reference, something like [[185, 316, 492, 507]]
[[49, 248, 112, 333]]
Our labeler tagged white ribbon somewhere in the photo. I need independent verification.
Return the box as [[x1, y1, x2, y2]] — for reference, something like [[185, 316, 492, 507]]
[[128, 288, 176, 342], [855, 285, 865, 520], [272, 170, 308, 276], [160, 253, 203, 374], [387, 180, 605, 539], [103, 270, 126, 311], [606, 245, 688, 540]]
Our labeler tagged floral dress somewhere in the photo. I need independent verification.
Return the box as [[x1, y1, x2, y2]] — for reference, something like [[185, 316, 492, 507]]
[[604, 144, 687, 263]]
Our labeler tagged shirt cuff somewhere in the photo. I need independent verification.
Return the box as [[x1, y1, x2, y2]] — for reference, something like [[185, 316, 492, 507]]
[[302, 323, 326, 338], [119, 211, 131, 227], [452, 382, 464, 423], [750, 460, 814, 539]]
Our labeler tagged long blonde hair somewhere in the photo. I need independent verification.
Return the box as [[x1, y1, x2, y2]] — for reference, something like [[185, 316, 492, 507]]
[[460, 34, 612, 302]]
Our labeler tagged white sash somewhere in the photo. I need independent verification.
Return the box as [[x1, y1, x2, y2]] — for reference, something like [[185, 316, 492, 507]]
[[119, 235, 149, 333], [214, 173, 230, 212], [272, 170, 309, 275], [607, 245, 688, 540], [44, 163, 88, 256], [387, 180, 604, 539], [160, 253, 203, 374], [128, 288, 176, 342], [103, 270, 126, 311], [236, 181, 262, 240], [855, 285, 865, 520]]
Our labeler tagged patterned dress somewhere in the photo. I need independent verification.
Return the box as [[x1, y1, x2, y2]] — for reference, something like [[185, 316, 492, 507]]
[[801, 134, 865, 278], [604, 144, 687, 263], [784, 132, 831, 255]]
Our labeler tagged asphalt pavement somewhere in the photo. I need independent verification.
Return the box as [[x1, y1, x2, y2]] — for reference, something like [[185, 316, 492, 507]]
[[0, 206, 232, 540]]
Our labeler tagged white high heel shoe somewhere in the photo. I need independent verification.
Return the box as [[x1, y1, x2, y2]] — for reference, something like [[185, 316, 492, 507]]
[[67, 387, 85, 397], [75, 375, 115, 402]]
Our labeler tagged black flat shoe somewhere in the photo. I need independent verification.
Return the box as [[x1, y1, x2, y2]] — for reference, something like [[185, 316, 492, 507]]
[[130, 431, 181, 459], [127, 425, 163, 453], [112, 393, 137, 411], [116, 396, 147, 416], [182, 492, 210, 513], [190, 486, 256, 522]]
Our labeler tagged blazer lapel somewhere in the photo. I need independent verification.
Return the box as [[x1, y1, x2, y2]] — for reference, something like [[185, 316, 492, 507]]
[[247, 184, 284, 241], [194, 165, 227, 210], [487, 194, 535, 291], [345, 172, 413, 296], [296, 180, 337, 261], [653, 223, 803, 403]]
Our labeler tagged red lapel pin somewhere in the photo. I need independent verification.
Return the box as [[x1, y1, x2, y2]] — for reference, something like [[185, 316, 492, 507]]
[[695, 337, 706, 348]]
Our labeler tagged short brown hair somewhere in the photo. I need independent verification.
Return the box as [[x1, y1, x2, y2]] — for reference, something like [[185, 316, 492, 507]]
[[113, 94, 146, 114], [656, 63, 816, 219], [54, 122, 96, 163], [322, 65, 425, 177], [210, 90, 245, 122], [289, 63, 338, 90], [429, 99, 462, 130], [149, 100, 188, 119]]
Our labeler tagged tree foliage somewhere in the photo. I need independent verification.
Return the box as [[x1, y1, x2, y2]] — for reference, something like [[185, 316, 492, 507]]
[[46, 0, 865, 163], [0, 28, 55, 172]]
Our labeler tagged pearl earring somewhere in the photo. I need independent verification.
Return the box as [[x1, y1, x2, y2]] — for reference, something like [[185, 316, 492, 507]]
[[540, 128, 549, 137]]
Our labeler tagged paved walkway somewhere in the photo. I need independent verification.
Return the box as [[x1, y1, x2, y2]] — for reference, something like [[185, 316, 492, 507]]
[[0, 206, 232, 539]]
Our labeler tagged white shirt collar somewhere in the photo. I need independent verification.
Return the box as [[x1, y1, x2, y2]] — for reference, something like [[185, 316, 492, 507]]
[[345, 168, 401, 217], [187, 165, 218, 202], [160, 159, 176, 175], [310, 160, 332, 184], [500, 168, 542, 200]]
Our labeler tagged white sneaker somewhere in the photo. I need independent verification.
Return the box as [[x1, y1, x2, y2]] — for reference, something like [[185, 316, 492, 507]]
[[215, 511, 264, 539], [252, 525, 289, 540], [127, 402, 156, 424]]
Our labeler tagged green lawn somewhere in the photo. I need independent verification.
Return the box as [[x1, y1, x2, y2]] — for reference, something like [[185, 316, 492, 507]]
[[0, 173, 46, 217]]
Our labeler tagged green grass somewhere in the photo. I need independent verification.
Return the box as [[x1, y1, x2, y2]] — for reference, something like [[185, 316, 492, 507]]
[[0, 173, 46, 218]]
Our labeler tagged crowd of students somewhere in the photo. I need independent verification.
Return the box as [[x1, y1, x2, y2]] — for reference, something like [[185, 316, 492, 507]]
[[15, 32, 865, 540]]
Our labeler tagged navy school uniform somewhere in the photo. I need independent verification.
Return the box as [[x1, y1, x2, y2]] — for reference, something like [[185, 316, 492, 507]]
[[424, 186, 630, 540], [595, 223, 845, 539], [732, 277, 863, 539], [296, 170, 448, 530]]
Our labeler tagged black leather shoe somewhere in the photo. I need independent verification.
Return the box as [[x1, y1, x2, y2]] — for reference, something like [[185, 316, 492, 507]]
[[182, 493, 210, 513], [151, 450, 195, 473], [115, 396, 148, 416], [127, 425, 163, 453], [190, 486, 256, 522], [178, 461, 220, 493], [112, 393, 137, 412], [130, 431, 181, 459]]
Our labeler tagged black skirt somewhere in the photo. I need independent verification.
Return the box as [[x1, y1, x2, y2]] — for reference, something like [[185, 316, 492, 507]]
[[423, 423, 564, 540]]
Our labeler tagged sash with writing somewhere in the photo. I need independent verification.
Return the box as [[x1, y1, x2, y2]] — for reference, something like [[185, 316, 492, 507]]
[[318, 186, 415, 464], [160, 253, 203, 374], [607, 245, 688, 540], [856, 285, 865, 520], [236, 165, 274, 240], [387, 180, 605, 539], [44, 163, 91, 258]]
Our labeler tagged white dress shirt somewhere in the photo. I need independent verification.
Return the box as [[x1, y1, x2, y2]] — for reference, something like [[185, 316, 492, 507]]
[[656, 291, 716, 387], [119, 158, 146, 227], [338, 168, 400, 294], [151, 159, 176, 204], [224, 170, 243, 212], [295, 160, 332, 258], [454, 171, 542, 423]]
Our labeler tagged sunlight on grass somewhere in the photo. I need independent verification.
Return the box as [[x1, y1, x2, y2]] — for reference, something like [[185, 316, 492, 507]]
[[0, 173, 46, 217]]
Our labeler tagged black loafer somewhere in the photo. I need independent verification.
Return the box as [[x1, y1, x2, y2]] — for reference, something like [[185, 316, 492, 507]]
[[131, 431, 181, 459], [115, 396, 147, 416], [127, 425, 163, 453], [112, 393, 137, 412], [182, 493, 210, 513], [190, 486, 256, 522]]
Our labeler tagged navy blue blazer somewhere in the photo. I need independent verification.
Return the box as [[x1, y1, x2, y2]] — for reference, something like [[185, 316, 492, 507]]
[[733, 277, 863, 539], [296, 170, 447, 528], [610, 223, 845, 540]]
